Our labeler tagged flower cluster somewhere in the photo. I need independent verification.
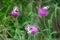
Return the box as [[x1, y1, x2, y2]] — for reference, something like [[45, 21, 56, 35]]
[[24, 24, 38, 35], [10, 6, 49, 35], [38, 6, 49, 17], [11, 6, 20, 18]]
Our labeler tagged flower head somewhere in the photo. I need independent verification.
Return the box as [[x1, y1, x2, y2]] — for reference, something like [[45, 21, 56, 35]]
[[31, 26, 38, 35], [11, 6, 20, 18], [24, 25, 38, 35], [38, 6, 49, 17]]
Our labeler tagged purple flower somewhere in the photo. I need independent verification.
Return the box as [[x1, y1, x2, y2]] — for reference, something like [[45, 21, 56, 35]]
[[11, 6, 20, 18], [24, 25, 38, 35], [31, 26, 38, 35], [38, 8, 48, 17]]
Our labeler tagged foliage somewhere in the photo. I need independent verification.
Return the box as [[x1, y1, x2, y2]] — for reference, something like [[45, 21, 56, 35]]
[[0, 0, 60, 40]]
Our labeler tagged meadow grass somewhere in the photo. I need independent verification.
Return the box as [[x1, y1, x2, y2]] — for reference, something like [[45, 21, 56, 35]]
[[0, 0, 60, 40]]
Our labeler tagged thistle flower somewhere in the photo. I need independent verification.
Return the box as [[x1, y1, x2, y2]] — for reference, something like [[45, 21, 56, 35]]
[[24, 25, 38, 35], [31, 26, 38, 35], [11, 6, 20, 18], [38, 6, 49, 17]]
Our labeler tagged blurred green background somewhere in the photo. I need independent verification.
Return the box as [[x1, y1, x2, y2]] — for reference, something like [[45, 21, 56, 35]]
[[0, 0, 60, 40]]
